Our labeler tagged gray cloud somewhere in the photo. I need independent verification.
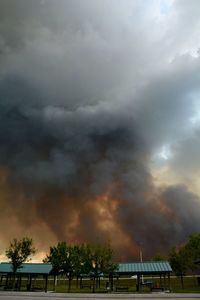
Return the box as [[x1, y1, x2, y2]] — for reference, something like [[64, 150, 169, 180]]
[[170, 128, 200, 176], [0, 0, 200, 259]]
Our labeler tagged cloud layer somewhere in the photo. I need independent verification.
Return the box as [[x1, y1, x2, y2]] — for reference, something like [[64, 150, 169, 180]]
[[0, 0, 200, 260]]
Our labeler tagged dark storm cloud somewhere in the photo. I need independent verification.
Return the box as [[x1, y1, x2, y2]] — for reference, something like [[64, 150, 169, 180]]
[[0, 0, 200, 259]]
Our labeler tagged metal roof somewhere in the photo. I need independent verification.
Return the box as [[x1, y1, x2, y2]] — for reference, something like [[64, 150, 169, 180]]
[[117, 261, 172, 274], [0, 263, 53, 275], [0, 261, 172, 275]]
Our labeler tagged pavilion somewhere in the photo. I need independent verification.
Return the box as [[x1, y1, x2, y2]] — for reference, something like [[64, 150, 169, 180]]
[[0, 261, 172, 292], [114, 261, 172, 291], [0, 263, 53, 292]]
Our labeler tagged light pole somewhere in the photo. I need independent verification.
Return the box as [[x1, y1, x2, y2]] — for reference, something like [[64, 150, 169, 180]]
[[139, 244, 144, 284], [140, 247, 143, 262]]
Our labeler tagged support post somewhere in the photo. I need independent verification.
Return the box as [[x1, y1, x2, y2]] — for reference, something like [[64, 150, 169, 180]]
[[164, 274, 166, 290], [5, 274, 8, 289], [18, 274, 22, 291], [168, 273, 171, 291], [53, 275, 57, 291], [80, 276, 82, 289], [136, 274, 140, 292], [45, 275, 48, 293], [0, 275, 3, 286], [29, 275, 32, 291], [110, 274, 113, 291]]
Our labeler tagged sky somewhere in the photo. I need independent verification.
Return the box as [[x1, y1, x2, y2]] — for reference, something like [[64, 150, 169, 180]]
[[0, 0, 200, 262]]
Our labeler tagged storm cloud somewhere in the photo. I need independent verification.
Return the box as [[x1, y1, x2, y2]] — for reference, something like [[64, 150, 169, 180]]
[[0, 0, 200, 260]]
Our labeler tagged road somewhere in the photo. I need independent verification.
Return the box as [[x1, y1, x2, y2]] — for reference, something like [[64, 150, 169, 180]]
[[0, 293, 200, 300], [0, 298, 199, 300]]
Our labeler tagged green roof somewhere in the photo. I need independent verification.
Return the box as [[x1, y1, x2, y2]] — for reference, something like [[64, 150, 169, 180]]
[[0, 263, 53, 275], [117, 261, 172, 274]]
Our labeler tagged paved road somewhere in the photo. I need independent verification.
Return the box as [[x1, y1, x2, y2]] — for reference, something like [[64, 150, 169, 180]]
[[0, 293, 200, 300], [0, 298, 199, 300]]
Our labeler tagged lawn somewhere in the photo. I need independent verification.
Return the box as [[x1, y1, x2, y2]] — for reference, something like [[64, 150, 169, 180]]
[[1, 275, 200, 293]]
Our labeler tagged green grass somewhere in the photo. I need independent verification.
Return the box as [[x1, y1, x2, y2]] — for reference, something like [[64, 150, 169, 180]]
[[1, 275, 200, 293], [52, 276, 200, 293], [169, 276, 200, 293]]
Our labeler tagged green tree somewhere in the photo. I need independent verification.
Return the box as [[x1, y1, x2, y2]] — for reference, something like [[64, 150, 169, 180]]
[[153, 253, 168, 261], [88, 243, 118, 291], [44, 241, 67, 290], [184, 233, 200, 271], [45, 242, 76, 292], [169, 247, 188, 288], [168, 233, 200, 289], [45, 242, 118, 292], [6, 237, 36, 273], [72, 244, 89, 288], [6, 237, 36, 289], [45, 241, 66, 275]]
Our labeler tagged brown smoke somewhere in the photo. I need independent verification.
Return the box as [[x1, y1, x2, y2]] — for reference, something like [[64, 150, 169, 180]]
[[1, 156, 200, 261]]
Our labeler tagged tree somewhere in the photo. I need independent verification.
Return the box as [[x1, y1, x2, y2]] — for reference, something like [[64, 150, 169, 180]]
[[45, 242, 118, 292], [168, 233, 200, 289], [184, 233, 200, 271], [6, 237, 36, 273], [72, 244, 89, 288], [169, 247, 188, 288], [87, 243, 118, 291], [45, 241, 66, 276], [45, 242, 76, 292], [5, 237, 36, 289], [153, 253, 168, 261]]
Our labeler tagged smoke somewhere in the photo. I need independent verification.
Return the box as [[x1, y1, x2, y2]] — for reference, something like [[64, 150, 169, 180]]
[[0, 0, 200, 260]]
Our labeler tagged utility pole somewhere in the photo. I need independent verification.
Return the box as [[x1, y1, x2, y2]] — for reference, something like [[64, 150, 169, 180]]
[[140, 247, 143, 262], [139, 246, 144, 284]]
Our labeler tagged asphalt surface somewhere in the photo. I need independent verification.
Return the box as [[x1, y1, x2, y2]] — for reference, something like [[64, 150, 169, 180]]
[[0, 293, 200, 300], [0, 298, 199, 300]]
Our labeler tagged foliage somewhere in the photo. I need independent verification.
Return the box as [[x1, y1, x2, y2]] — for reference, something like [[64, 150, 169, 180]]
[[5, 237, 36, 273], [45, 242, 71, 275], [169, 233, 200, 280], [45, 242, 84, 291], [72, 244, 90, 278], [45, 242, 118, 291], [88, 243, 118, 278], [155, 233, 200, 289], [153, 253, 168, 261], [169, 247, 188, 277], [184, 233, 200, 270]]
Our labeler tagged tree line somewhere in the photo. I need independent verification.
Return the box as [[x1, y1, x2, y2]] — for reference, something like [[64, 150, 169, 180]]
[[4, 233, 200, 290], [44, 242, 118, 291], [5, 238, 118, 291]]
